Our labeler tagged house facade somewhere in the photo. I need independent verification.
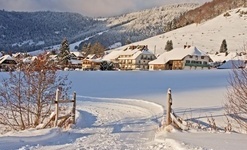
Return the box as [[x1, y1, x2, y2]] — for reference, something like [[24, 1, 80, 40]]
[[70, 52, 84, 60], [118, 45, 156, 70], [149, 46, 212, 70], [102, 50, 123, 69], [82, 59, 103, 70], [0, 55, 17, 71], [182, 55, 211, 70]]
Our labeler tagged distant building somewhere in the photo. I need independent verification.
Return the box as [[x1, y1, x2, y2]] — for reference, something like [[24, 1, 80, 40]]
[[102, 50, 123, 69], [0, 55, 17, 71], [82, 59, 103, 70], [118, 45, 156, 70], [149, 46, 212, 70], [70, 52, 84, 60]]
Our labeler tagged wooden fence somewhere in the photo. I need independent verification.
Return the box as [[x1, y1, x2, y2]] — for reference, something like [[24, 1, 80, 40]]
[[42, 88, 76, 128], [165, 88, 188, 131]]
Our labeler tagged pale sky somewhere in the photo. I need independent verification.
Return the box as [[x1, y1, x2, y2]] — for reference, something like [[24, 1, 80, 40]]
[[0, 0, 210, 17]]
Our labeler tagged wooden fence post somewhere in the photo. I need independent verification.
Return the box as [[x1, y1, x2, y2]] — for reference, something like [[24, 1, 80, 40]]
[[166, 88, 172, 125], [72, 91, 76, 124], [54, 88, 60, 127]]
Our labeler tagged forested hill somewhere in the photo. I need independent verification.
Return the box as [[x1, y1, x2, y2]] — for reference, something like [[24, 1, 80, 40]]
[[0, 11, 106, 52], [0, 3, 199, 52]]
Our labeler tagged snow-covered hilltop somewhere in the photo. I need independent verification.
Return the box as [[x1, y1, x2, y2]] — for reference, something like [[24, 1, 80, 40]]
[[107, 3, 199, 33], [114, 7, 247, 55]]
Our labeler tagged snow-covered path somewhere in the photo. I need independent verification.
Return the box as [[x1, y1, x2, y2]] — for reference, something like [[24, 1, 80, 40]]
[[1, 70, 246, 150], [0, 96, 175, 150]]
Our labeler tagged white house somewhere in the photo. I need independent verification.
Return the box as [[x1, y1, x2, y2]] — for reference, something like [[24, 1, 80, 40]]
[[149, 46, 212, 70], [118, 45, 156, 70], [102, 50, 123, 69]]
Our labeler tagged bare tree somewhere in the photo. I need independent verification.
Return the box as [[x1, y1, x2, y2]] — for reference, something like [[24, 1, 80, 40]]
[[225, 67, 247, 132], [0, 53, 71, 131]]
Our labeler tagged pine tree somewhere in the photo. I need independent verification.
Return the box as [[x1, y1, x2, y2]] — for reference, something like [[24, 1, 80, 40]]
[[165, 40, 173, 51], [219, 39, 228, 53], [58, 38, 70, 66]]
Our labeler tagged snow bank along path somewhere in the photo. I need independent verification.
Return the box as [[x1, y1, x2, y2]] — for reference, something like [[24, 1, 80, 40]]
[[0, 95, 177, 150]]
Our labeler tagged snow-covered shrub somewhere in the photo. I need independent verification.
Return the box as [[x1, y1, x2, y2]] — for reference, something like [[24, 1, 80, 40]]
[[225, 67, 247, 132], [0, 53, 71, 131]]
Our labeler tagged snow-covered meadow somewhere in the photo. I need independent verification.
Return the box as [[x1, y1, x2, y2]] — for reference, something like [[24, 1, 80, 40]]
[[0, 69, 246, 150]]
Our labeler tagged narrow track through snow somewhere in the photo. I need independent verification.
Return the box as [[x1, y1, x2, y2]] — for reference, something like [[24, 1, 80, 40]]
[[0, 96, 179, 150]]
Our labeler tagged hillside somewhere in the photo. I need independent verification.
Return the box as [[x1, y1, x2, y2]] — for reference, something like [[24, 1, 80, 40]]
[[114, 7, 247, 55], [166, 0, 247, 32], [0, 11, 106, 52], [0, 3, 198, 52], [78, 3, 199, 50]]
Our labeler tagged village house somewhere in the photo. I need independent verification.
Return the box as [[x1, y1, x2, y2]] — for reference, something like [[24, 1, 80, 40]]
[[118, 45, 156, 70], [0, 55, 17, 71], [82, 59, 103, 70], [81, 54, 103, 70], [102, 50, 123, 69], [22, 56, 38, 64], [149, 46, 212, 70], [70, 51, 84, 60], [68, 59, 82, 69]]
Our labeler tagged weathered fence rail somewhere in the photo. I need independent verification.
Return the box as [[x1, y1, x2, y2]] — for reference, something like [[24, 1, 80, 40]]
[[42, 88, 76, 129], [165, 88, 188, 131]]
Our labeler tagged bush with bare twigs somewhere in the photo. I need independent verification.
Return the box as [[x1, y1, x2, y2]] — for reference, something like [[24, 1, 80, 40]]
[[225, 67, 247, 132], [0, 53, 71, 131]]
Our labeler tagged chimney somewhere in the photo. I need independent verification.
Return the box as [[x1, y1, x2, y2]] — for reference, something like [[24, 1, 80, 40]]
[[184, 45, 187, 49], [188, 45, 191, 48]]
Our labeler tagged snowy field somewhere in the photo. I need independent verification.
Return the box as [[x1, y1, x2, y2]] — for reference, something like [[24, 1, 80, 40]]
[[0, 70, 246, 150]]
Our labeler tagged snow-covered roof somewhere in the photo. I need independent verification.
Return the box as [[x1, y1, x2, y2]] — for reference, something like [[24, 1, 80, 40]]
[[0, 55, 16, 64], [69, 59, 82, 65], [70, 52, 84, 57], [12, 52, 24, 58], [149, 46, 207, 64], [131, 49, 154, 59], [209, 52, 247, 62], [22, 56, 37, 63], [83, 59, 103, 63], [86, 54, 96, 59], [102, 50, 123, 61], [218, 60, 246, 69], [118, 45, 154, 60]]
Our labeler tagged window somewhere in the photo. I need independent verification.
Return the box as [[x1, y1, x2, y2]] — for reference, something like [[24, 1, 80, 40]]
[[195, 56, 198, 60], [201, 56, 205, 59], [186, 60, 190, 63], [203, 61, 208, 65], [189, 55, 193, 58]]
